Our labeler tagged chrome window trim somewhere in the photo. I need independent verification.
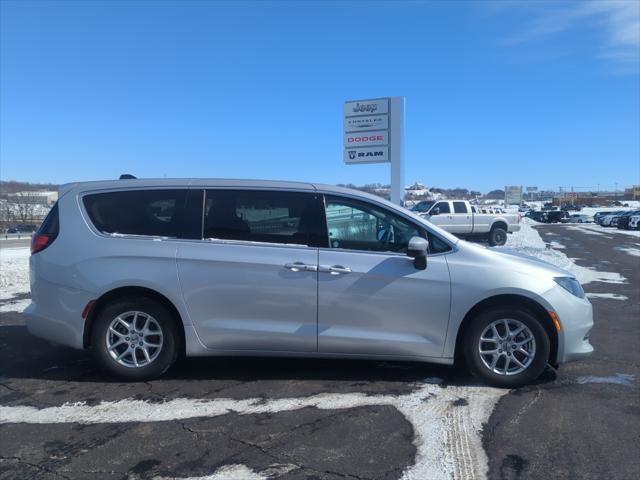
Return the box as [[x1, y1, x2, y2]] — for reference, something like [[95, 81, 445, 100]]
[[76, 184, 456, 256]]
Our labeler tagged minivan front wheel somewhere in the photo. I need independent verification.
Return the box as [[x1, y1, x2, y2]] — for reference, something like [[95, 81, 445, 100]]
[[92, 297, 179, 380], [464, 308, 550, 387]]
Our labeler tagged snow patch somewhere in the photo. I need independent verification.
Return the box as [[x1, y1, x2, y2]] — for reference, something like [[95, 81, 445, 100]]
[[576, 373, 634, 387], [0, 247, 30, 305], [0, 383, 505, 480], [586, 293, 628, 301], [565, 223, 640, 238], [0, 297, 31, 313], [616, 247, 640, 257], [497, 219, 626, 285], [154, 464, 267, 480], [548, 241, 565, 249]]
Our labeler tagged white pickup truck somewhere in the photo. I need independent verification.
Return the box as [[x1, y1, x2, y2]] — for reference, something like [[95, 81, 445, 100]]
[[410, 200, 520, 246]]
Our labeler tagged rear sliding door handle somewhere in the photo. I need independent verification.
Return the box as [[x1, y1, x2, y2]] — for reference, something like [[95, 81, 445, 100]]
[[284, 262, 317, 272], [319, 265, 352, 275]]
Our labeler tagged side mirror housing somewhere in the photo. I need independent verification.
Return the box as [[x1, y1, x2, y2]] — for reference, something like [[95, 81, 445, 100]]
[[407, 236, 428, 270], [430, 207, 440, 216]]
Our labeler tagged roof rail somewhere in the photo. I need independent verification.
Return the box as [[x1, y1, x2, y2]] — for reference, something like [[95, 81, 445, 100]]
[[119, 174, 137, 180]]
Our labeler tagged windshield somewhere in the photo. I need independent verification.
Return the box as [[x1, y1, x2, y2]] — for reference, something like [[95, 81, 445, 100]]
[[411, 201, 435, 213]]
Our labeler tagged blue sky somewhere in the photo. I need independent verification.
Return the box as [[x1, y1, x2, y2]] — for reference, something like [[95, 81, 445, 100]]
[[1, 0, 639, 193]]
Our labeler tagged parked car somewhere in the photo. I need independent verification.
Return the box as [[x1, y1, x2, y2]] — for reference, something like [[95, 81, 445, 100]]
[[597, 210, 625, 226], [26, 178, 593, 387], [15, 224, 38, 233], [600, 211, 627, 227], [569, 214, 592, 223], [593, 211, 613, 224], [411, 200, 520, 246], [527, 211, 548, 223], [546, 211, 570, 223], [617, 210, 640, 230], [561, 205, 581, 212], [5, 227, 18, 234]]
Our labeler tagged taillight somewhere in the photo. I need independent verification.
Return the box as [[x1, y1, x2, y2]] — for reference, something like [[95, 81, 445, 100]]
[[31, 202, 59, 255], [31, 234, 52, 255]]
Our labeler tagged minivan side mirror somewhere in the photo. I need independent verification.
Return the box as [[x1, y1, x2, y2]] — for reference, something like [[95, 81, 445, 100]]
[[430, 207, 440, 216], [407, 236, 428, 270]]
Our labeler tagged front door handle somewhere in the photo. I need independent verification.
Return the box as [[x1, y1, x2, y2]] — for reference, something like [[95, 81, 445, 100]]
[[284, 262, 317, 272], [319, 265, 352, 275]]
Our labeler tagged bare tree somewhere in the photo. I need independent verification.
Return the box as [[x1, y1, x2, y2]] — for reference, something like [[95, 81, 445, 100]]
[[8, 192, 37, 224]]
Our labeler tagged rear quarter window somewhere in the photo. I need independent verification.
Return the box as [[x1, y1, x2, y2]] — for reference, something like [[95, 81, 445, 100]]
[[38, 202, 59, 237], [82, 189, 188, 238]]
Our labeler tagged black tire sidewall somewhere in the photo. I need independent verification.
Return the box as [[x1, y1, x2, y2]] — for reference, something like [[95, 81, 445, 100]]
[[464, 308, 550, 388], [488, 227, 507, 246], [91, 296, 179, 381]]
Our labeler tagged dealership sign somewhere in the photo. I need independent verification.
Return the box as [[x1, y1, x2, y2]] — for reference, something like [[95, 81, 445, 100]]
[[343, 97, 405, 204], [344, 98, 395, 165], [505, 186, 523, 205]]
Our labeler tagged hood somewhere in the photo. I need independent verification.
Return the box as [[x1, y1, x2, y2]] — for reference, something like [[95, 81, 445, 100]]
[[458, 241, 573, 279]]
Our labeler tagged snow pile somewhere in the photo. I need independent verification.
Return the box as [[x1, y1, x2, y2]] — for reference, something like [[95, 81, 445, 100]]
[[495, 218, 626, 285], [0, 247, 31, 312]]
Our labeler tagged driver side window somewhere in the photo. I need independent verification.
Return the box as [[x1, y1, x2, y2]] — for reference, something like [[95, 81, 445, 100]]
[[324, 196, 421, 253]]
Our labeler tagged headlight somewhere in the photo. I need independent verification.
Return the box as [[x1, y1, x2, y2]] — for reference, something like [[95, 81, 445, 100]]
[[554, 277, 585, 298]]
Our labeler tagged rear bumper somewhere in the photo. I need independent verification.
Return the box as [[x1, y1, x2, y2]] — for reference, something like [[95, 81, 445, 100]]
[[25, 302, 85, 349], [25, 270, 95, 350]]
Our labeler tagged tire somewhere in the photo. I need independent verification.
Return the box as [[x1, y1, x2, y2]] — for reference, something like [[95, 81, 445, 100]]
[[488, 227, 507, 246], [91, 296, 179, 381], [463, 307, 550, 388]]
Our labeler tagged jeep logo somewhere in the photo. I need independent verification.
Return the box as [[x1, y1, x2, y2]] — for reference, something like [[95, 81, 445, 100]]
[[352, 102, 378, 113]]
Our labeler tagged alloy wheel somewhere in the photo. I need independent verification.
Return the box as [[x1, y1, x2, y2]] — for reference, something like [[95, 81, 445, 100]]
[[105, 311, 163, 368], [478, 318, 536, 376]]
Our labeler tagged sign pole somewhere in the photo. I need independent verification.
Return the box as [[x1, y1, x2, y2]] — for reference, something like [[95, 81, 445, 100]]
[[390, 97, 405, 205]]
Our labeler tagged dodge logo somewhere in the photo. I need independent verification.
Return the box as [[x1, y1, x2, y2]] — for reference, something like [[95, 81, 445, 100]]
[[348, 151, 356, 160]]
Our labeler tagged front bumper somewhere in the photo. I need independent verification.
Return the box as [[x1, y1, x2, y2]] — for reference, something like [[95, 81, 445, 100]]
[[543, 285, 594, 364]]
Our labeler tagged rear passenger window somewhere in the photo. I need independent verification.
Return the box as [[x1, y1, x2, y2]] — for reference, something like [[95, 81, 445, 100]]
[[203, 190, 327, 247], [453, 202, 468, 214], [83, 189, 187, 238]]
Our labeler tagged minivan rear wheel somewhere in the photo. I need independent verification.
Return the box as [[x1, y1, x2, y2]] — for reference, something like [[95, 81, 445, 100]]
[[464, 307, 550, 388], [91, 297, 179, 380]]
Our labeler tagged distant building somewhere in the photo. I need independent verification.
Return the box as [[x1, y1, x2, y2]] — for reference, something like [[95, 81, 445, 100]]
[[7, 191, 58, 206], [624, 185, 639, 200]]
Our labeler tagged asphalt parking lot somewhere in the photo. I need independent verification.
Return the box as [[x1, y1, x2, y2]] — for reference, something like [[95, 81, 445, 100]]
[[1, 225, 638, 480]]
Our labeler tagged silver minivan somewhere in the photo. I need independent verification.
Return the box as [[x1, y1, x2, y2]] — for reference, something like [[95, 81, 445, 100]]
[[26, 178, 593, 387]]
